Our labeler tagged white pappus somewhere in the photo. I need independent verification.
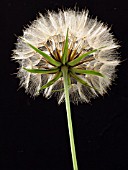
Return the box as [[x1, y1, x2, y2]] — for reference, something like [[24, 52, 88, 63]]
[[12, 9, 120, 104]]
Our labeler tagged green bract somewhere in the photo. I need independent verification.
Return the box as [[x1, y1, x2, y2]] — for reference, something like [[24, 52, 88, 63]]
[[23, 67, 59, 74], [21, 37, 61, 67], [39, 72, 62, 91], [62, 28, 69, 64], [22, 29, 104, 93]]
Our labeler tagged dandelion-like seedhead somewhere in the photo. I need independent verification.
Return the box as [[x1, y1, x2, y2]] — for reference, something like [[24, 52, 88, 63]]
[[12, 9, 120, 104]]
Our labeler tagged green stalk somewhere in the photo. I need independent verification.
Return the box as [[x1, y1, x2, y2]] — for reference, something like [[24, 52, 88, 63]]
[[61, 66, 78, 170]]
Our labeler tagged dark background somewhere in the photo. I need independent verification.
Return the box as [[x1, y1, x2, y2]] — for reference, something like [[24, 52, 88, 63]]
[[1, 0, 128, 169]]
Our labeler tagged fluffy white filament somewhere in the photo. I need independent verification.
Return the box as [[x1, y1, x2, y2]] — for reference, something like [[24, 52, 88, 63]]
[[12, 9, 120, 104]]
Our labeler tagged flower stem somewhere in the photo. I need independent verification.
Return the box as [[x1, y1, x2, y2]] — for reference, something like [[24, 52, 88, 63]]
[[61, 66, 78, 170]]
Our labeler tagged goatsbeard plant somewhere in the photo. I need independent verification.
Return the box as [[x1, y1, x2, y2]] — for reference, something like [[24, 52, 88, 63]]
[[12, 9, 120, 170]]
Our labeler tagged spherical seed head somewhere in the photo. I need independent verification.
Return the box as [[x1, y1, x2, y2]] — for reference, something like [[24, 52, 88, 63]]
[[12, 9, 120, 104]]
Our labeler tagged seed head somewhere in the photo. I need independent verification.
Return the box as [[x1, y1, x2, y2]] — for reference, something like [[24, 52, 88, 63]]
[[12, 9, 120, 104]]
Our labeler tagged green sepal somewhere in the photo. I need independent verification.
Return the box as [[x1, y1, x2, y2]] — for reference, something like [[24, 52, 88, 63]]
[[71, 68, 104, 77], [39, 71, 62, 91], [68, 49, 97, 66], [23, 67, 59, 74], [21, 38, 61, 67], [62, 28, 69, 64]]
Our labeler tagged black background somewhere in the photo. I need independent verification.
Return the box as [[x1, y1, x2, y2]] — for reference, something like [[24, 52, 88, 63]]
[[1, 0, 128, 169]]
